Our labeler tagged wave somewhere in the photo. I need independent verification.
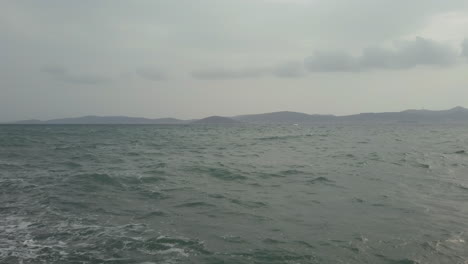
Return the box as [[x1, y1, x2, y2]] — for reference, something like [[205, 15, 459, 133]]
[[0, 215, 209, 263], [229, 199, 268, 209], [307, 176, 335, 184], [71, 173, 121, 186], [190, 166, 247, 181], [175, 201, 216, 208], [255, 134, 313, 141]]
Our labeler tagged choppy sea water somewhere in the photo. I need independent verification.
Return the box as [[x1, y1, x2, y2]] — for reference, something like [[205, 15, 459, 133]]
[[1, 124, 468, 264]]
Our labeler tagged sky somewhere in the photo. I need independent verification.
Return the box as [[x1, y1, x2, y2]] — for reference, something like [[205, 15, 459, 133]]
[[2, 0, 468, 121]]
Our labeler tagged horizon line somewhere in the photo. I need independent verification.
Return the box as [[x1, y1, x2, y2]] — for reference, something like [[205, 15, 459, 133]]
[[3, 105, 467, 123]]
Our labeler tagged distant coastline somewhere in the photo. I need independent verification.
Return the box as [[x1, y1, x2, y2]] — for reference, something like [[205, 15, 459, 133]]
[[5, 106, 468, 124]]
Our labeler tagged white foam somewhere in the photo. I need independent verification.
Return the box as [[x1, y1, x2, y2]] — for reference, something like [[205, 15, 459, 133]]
[[158, 247, 189, 257], [446, 238, 465, 244]]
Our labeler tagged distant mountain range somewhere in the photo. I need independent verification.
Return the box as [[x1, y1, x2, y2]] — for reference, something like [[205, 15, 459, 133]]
[[6, 107, 468, 124], [13, 116, 184, 124], [233, 111, 335, 123], [193, 116, 242, 124]]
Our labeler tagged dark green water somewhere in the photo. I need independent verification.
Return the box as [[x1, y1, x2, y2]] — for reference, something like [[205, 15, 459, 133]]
[[1, 124, 468, 264]]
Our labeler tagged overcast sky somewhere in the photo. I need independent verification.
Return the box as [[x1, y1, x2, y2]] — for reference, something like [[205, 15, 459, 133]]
[[2, 0, 468, 121]]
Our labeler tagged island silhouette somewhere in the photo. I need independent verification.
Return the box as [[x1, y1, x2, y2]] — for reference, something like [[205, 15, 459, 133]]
[[7, 106, 468, 124]]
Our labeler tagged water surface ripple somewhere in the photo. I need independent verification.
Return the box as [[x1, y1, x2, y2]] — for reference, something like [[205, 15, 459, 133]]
[[1, 124, 468, 263]]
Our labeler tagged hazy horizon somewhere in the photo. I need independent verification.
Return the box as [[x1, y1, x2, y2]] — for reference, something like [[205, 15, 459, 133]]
[[2, 0, 468, 122], [5, 105, 468, 123]]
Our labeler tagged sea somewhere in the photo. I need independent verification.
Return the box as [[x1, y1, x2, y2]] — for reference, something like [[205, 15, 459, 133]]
[[1, 123, 468, 264]]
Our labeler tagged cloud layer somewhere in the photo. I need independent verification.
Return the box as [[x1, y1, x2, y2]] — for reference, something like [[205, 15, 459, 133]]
[[192, 62, 305, 80], [305, 37, 460, 72], [41, 66, 110, 85], [192, 68, 267, 80], [192, 37, 466, 80], [136, 68, 167, 81], [462, 39, 468, 58], [40, 38, 468, 83]]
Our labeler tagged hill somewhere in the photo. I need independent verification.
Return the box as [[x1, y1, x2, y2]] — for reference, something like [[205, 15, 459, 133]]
[[192, 116, 241, 124], [233, 111, 335, 123], [8, 106, 468, 124], [12, 116, 184, 124], [341, 106, 468, 122]]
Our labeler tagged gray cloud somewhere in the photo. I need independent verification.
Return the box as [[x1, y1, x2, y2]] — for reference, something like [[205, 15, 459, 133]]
[[462, 39, 468, 58], [41, 66, 110, 85], [192, 68, 268, 80], [271, 62, 306, 78], [136, 68, 167, 81], [192, 62, 305, 80], [193, 37, 463, 80], [305, 37, 460, 72], [304, 52, 358, 72]]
